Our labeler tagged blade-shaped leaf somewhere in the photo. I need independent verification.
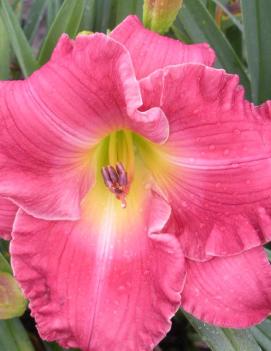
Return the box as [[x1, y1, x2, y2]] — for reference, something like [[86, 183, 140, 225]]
[[251, 319, 271, 351], [43, 341, 80, 351], [39, 0, 85, 65], [184, 312, 262, 351], [175, 0, 251, 98], [47, 0, 62, 30], [0, 0, 38, 77], [0, 16, 10, 80], [79, 0, 95, 31], [93, 0, 114, 32], [115, 0, 143, 24], [0, 318, 35, 351], [23, 0, 49, 43], [241, 0, 271, 104]]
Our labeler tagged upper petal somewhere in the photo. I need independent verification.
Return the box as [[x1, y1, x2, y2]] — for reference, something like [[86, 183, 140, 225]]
[[0, 33, 168, 220], [140, 64, 271, 260], [0, 197, 18, 240], [181, 247, 271, 327], [111, 16, 215, 79], [11, 187, 185, 351]]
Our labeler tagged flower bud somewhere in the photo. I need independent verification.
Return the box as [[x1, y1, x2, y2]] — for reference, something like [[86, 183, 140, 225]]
[[143, 0, 183, 34]]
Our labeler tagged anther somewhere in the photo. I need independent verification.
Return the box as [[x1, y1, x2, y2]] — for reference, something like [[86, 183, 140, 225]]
[[101, 162, 129, 208]]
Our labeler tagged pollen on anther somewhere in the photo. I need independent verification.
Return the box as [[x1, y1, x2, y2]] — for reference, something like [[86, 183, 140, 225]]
[[101, 162, 129, 208]]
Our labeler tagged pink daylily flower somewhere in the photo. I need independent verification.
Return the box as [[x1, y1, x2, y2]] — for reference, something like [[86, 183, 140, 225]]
[[0, 15, 271, 351]]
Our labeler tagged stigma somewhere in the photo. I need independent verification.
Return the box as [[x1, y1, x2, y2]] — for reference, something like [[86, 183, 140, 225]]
[[101, 162, 129, 208]]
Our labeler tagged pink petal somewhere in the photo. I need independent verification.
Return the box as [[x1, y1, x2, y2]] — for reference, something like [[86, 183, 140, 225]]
[[111, 16, 215, 79], [11, 191, 185, 351], [0, 197, 18, 240], [257, 100, 271, 119], [181, 247, 271, 327], [140, 64, 271, 260], [0, 33, 168, 220]]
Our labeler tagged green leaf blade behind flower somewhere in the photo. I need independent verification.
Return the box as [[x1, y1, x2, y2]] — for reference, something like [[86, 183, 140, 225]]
[[175, 0, 251, 98], [39, 0, 85, 65], [115, 0, 143, 25], [241, 0, 271, 104], [251, 319, 271, 351], [0, 0, 39, 77], [23, 0, 49, 44], [0, 16, 10, 80], [0, 318, 35, 351], [184, 311, 263, 351]]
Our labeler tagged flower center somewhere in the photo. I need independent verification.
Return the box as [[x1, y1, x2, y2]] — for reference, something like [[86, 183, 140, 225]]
[[92, 129, 169, 210], [101, 162, 129, 208], [97, 129, 135, 208]]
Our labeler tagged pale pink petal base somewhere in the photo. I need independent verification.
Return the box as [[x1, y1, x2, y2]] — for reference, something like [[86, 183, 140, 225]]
[[0, 197, 18, 240], [181, 247, 271, 327], [140, 64, 271, 260], [111, 16, 215, 79], [11, 192, 185, 351]]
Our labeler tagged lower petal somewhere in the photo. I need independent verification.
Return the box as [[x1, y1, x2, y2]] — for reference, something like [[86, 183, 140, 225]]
[[11, 190, 185, 351], [0, 197, 18, 240], [181, 247, 271, 328]]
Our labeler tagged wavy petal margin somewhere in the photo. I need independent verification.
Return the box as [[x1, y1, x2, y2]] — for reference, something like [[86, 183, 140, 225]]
[[111, 16, 215, 79], [0, 33, 167, 221], [181, 247, 271, 327], [140, 64, 271, 260], [11, 189, 185, 351]]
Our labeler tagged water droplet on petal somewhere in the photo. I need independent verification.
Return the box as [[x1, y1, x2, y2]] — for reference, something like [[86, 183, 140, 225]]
[[233, 129, 241, 135], [223, 149, 230, 156]]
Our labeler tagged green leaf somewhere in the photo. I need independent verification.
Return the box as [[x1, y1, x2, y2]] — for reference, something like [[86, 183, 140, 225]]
[[241, 0, 271, 104], [265, 248, 271, 261], [0, 0, 39, 77], [184, 312, 262, 351], [43, 341, 80, 351], [0, 318, 35, 351], [47, 0, 62, 30], [0, 16, 10, 80], [23, 0, 49, 43], [114, 0, 143, 26], [93, 0, 114, 32], [39, 0, 85, 65], [79, 0, 95, 31], [251, 319, 271, 351], [176, 0, 251, 98]]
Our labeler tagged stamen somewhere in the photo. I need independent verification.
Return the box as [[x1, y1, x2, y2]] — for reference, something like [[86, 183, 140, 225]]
[[101, 162, 129, 208]]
